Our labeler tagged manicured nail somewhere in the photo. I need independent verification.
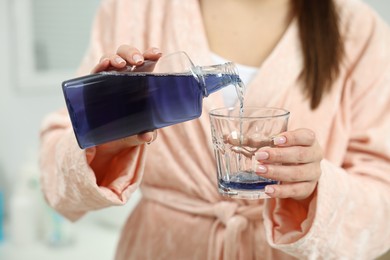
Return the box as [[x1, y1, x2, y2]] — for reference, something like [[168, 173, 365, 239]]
[[273, 136, 286, 145], [146, 134, 154, 145], [265, 186, 275, 194], [255, 151, 269, 160], [256, 164, 267, 174], [132, 54, 144, 64], [115, 57, 126, 65], [100, 58, 109, 64], [151, 48, 162, 54]]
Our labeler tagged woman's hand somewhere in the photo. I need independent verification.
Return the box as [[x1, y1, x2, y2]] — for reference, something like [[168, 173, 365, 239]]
[[89, 46, 162, 179], [92, 45, 162, 73], [92, 46, 162, 153], [255, 128, 323, 201]]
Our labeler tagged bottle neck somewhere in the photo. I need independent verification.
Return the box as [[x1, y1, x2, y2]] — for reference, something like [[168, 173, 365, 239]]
[[193, 62, 241, 97]]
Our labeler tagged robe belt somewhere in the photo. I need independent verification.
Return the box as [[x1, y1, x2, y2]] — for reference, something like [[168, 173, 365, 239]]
[[141, 186, 264, 260]]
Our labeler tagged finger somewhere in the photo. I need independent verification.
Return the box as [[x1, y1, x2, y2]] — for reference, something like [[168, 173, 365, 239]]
[[91, 57, 110, 73], [99, 54, 111, 63], [116, 45, 144, 65], [137, 130, 158, 144], [256, 162, 321, 182], [255, 145, 322, 164], [143, 47, 163, 60], [114, 132, 154, 148], [273, 128, 316, 147], [109, 54, 127, 67], [115, 131, 156, 146], [96, 135, 143, 153], [265, 181, 317, 200], [91, 54, 127, 73]]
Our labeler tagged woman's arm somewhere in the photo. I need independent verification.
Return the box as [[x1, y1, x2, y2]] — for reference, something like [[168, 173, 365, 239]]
[[39, 108, 148, 221], [38, 1, 158, 221], [263, 3, 390, 258]]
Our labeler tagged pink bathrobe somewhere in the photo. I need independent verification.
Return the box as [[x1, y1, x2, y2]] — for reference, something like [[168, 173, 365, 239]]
[[39, 0, 390, 259]]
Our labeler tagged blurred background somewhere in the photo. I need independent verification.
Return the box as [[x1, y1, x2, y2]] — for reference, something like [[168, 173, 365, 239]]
[[0, 0, 140, 259], [0, 0, 389, 259]]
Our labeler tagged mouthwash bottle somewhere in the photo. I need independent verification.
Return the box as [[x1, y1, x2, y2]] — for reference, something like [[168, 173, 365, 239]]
[[62, 51, 240, 149]]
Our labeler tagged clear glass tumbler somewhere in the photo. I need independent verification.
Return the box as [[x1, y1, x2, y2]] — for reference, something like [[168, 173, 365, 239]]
[[209, 107, 290, 199]]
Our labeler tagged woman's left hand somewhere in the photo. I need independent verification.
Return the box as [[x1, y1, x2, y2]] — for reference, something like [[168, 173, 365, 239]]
[[255, 128, 323, 201]]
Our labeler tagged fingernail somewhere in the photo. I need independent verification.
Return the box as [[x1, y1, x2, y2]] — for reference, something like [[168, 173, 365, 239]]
[[255, 151, 269, 160], [265, 186, 275, 194], [256, 164, 267, 174], [100, 58, 109, 64], [115, 57, 126, 65], [146, 134, 154, 145], [273, 136, 286, 145], [151, 48, 162, 54], [132, 54, 144, 64]]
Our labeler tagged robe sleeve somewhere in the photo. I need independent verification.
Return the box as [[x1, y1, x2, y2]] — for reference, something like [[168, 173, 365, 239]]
[[263, 4, 390, 259], [39, 0, 146, 222]]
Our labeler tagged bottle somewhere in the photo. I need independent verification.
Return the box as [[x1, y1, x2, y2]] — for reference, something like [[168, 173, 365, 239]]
[[62, 51, 240, 149], [9, 170, 38, 246]]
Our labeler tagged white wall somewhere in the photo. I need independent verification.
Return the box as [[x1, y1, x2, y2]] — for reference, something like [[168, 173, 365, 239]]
[[0, 1, 131, 258], [366, 0, 390, 22], [0, 0, 102, 197], [0, 1, 141, 257]]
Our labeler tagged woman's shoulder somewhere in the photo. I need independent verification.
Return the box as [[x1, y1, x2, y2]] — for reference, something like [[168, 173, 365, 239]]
[[335, 0, 390, 98], [335, 0, 390, 63], [336, 0, 389, 37]]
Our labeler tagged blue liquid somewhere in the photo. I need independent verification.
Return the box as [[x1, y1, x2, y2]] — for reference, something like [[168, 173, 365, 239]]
[[63, 72, 238, 148], [219, 171, 277, 190]]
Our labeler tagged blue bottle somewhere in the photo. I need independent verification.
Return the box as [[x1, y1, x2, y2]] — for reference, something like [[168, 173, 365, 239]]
[[62, 52, 240, 149]]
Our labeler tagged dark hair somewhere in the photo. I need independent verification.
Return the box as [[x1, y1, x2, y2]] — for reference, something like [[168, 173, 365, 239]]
[[293, 0, 344, 109]]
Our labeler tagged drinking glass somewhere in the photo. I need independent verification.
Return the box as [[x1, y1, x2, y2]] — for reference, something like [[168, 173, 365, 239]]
[[209, 107, 290, 199]]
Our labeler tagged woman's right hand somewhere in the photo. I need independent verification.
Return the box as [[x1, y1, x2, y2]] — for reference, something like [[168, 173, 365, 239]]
[[91, 45, 162, 154], [92, 45, 162, 73]]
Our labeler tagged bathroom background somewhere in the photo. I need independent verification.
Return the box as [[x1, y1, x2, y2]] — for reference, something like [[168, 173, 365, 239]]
[[0, 0, 389, 259]]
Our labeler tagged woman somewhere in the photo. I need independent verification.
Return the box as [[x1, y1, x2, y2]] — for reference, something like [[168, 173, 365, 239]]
[[39, 0, 390, 259]]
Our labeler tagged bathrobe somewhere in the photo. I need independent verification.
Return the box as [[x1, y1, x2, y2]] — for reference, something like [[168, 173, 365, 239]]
[[39, 0, 390, 259]]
